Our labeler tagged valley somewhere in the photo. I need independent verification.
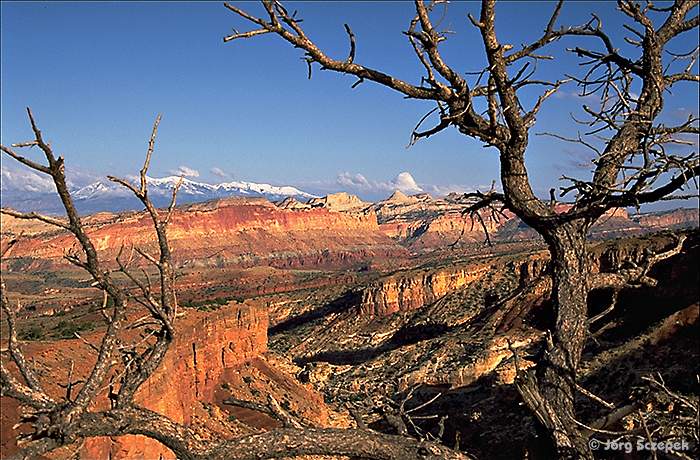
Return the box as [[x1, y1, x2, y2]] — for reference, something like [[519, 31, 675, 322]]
[[1, 192, 698, 459]]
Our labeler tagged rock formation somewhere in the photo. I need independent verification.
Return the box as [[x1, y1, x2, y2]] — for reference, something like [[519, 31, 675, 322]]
[[306, 192, 371, 212], [358, 265, 491, 316], [0, 196, 406, 272], [2, 193, 697, 272], [0, 299, 331, 459]]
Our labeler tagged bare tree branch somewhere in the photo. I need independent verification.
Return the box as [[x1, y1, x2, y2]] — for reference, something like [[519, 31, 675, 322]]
[[589, 234, 687, 290]]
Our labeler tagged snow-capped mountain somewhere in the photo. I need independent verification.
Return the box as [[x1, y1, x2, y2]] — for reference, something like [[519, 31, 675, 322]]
[[2, 176, 319, 216], [140, 176, 317, 202]]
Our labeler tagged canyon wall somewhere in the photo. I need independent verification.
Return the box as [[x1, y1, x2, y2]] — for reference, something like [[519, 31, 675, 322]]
[[1, 197, 407, 271], [355, 228, 689, 320], [358, 264, 491, 316], [86, 301, 269, 459], [2, 301, 269, 459]]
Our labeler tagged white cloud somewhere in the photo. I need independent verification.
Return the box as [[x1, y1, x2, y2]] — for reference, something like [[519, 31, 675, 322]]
[[334, 171, 423, 195], [1, 164, 55, 193], [336, 172, 373, 189], [166, 166, 199, 177], [390, 172, 423, 194], [210, 167, 228, 178], [294, 170, 490, 202], [1, 163, 105, 193]]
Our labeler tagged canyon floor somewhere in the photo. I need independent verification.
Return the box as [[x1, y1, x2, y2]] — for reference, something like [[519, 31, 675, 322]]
[[1, 195, 698, 459]]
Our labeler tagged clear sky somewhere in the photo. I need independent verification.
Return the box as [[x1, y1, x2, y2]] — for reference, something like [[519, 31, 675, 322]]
[[1, 1, 698, 208]]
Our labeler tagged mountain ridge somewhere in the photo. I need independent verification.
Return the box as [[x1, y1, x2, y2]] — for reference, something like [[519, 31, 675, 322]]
[[1, 175, 320, 216], [2, 189, 697, 274]]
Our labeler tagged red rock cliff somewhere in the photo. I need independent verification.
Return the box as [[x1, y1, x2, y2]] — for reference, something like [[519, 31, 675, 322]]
[[89, 301, 269, 459], [2, 301, 267, 459], [358, 265, 491, 316], [1, 197, 407, 271]]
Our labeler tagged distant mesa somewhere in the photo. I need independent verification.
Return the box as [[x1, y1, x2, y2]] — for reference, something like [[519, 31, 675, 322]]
[[386, 190, 413, 203], [176, 196, 274, 212], [307, 192, 371, 212], [277, 196, 311, 210]]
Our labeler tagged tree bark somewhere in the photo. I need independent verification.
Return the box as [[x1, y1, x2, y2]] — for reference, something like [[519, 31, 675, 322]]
[[535, 223, 594, 460]]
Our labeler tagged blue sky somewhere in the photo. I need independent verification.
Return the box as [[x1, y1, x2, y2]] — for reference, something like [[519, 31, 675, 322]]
[[1, 1, 698, 208]]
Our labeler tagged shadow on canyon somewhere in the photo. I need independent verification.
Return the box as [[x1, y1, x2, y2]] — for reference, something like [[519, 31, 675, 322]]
[[294, 321, 453, 366], [268, 289, 363, 336]]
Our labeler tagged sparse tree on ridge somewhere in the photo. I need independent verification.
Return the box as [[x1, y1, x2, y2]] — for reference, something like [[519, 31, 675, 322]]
[[222, 0, 698, 458]]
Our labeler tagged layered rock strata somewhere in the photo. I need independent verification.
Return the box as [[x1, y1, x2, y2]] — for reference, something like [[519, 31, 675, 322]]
[[1, 196, 407, 271], [358, 265, 491, 316], [1, 300, 328, 459]]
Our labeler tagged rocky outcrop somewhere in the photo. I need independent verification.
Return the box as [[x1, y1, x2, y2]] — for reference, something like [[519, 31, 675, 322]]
[[358, 265, 491, 316], [306, 192, 371, 212], [276, 196, 311, 210], [1, 197, 407, 271]]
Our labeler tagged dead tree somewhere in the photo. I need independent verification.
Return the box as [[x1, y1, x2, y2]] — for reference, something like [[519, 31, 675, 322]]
[[223, 1, 699, 458], [0, 109, 467, 459]]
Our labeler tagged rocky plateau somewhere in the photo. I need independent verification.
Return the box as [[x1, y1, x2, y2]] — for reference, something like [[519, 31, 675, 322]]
[[1, 191, 698, 459], [2, 192, 697, 272]]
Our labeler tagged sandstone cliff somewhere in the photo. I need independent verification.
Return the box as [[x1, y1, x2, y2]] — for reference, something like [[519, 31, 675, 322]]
[[357, 264, 491, 316], [87, 301, 269, 459], [1, 299, 329, 459], [1, 196, 407, 271]]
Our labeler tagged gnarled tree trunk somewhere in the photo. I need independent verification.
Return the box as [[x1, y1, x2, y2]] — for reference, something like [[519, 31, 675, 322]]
[[537, 223, 593, 459]]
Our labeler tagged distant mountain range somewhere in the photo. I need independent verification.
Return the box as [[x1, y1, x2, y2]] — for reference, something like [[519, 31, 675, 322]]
[[1, 176, 319, 216]]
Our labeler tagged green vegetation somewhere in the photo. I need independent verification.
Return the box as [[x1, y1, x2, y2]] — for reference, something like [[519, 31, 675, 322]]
[[54, 320, 94, 339], [19, 324, 44, 341], [179, 295, 244, 310]]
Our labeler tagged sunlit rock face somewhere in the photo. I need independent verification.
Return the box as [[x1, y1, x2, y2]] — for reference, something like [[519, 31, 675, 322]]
[[358, 266, 491, 317], [0, 301, 269, 459], [0, 196, 408, 271], [86, 302, 270, 459]]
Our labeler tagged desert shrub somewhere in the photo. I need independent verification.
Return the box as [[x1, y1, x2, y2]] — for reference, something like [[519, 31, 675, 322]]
[[19, 324, 44, 341]]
